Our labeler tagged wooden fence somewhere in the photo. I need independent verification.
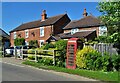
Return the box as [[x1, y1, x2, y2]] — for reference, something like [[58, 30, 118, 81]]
[[84, 43, 118, 56], [15, 49, 59, 65]]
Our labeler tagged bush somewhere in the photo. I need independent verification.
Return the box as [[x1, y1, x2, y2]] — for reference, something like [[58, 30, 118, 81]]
[[28, 49, 35, 54], [35, 48, 44, 54], [111, 54, 120, 71], [76, 46, 95, 69], [101, 53, 113, 72], [29, 40, 39, 47], [14, 38, 25, 46], [43, 43, 55, 50], [27, 55, 35, 60], [55, 40, 67, 59], [55, 40, 67, 67], [38, 57, 53, 66], [43, 43, 50, 50], [76, 46, 120, 72], [85, 51, 102, 70]]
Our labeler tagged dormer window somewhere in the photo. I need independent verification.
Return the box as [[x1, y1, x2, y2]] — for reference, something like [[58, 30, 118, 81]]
[[71, 28, 79, 34], [25, 30, 29, 38]]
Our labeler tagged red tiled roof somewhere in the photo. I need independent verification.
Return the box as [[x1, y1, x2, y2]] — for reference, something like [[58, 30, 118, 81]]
[[10, 14, 67, 32], [63, 15, 104, 30]]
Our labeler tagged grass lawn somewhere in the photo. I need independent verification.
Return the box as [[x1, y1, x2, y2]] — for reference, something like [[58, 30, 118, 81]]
[[23, 60, 119, 82]]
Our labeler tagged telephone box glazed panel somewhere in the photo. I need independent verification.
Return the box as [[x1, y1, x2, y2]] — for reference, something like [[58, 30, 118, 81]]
[[66, 38, 83, 69]]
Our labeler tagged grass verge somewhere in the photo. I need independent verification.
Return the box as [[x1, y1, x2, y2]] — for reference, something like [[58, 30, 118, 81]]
[[22, 60, 119, 82]]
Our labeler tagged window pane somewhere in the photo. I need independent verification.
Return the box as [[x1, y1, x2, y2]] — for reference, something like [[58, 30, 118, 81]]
[[40, 27, 44, 37]]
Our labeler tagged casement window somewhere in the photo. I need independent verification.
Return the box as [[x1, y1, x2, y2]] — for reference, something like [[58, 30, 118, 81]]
[[25, 30, 29, 38], [14, 32, 16, 39], [40, 27, 44, 37], [39, 40, 44, 47], [99, 26, 107, 36], [71, 28, 79, 34]]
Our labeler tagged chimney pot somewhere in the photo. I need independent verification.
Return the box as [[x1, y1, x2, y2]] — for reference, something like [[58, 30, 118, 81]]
[[83, 8, 88, 17], [41, 10, 47, 21]]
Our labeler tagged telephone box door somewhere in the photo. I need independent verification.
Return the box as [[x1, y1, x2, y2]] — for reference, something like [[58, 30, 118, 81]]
[[66, 40, 77, 69]]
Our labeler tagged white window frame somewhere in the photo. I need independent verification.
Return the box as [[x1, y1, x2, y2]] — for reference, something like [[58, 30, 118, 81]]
[[25, 30, 29, 38], [71, 28, 79, 34], [39, 40, 44, 47], [99, 26, 107, 36], [40, 27, 44, 37], [14, 32, 16, 39]]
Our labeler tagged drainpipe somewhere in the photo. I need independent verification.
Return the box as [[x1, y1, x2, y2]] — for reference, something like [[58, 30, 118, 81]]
[[51, 25, 54, 36]]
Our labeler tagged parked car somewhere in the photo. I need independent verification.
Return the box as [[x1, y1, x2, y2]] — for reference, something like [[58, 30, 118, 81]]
[[5, 47, 14, 56]]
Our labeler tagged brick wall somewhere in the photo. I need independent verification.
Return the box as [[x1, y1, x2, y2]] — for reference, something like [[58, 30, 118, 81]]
[[10, 14, 70, 47], [54, 14, 71, 35], [64, 26, 99, 37], [10, 26, 52, 47], [79, 27, 99, 37]]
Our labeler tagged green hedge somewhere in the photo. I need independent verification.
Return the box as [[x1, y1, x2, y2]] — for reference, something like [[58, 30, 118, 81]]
[[76, 46, 120, 72]]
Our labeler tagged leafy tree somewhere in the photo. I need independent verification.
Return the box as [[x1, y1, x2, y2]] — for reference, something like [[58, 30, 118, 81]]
[[95, 32, 120, 43], [97, 0, 120, 35], [14, 38, 25, 46]]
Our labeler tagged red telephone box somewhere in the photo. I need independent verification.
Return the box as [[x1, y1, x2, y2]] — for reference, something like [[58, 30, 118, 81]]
[[66, 38, 83, 69]]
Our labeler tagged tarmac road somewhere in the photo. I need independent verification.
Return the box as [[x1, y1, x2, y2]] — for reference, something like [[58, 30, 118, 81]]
[[1, 58, 97, 82]]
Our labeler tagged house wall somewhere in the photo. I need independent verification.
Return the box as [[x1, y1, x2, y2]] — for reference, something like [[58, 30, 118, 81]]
[[10, 15, 71, 47], [10, 32, 15, 47], [10, 26, 52, 47], [54, 15, 71, 35], [79, 27, 99, 37], [64, 26, 99, 37]]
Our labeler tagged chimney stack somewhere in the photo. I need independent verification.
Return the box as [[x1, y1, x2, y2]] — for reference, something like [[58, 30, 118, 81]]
[[41, 10, 47, 21], [83, 8, 88, 17]]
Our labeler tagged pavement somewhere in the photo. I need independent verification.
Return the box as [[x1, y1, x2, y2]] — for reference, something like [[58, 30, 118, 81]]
[[1, 57, 98, 81]]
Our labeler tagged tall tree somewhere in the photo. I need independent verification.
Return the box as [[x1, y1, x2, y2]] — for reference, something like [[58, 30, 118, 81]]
[[97, 0, 120, 35]]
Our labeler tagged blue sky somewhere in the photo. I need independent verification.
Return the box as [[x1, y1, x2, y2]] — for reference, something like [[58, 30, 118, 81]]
[[2, 2, 102, 34]]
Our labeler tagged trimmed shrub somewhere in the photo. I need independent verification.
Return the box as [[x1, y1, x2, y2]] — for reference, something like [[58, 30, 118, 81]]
[[76, 46, 95, 69]]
